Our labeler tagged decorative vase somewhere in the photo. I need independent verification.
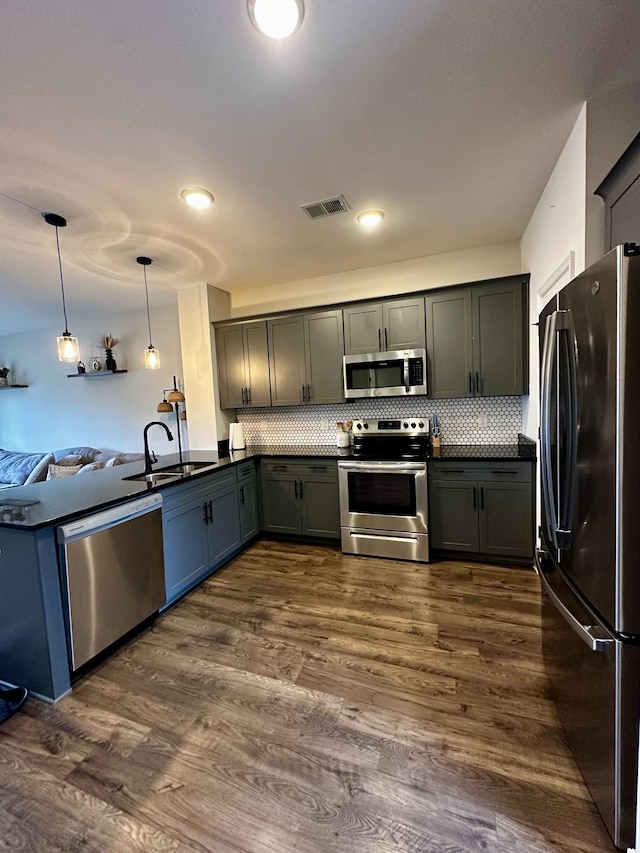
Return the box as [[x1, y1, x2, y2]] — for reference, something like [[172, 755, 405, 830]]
[[0, 377, 8, 387], [105, 349, 117, 372]]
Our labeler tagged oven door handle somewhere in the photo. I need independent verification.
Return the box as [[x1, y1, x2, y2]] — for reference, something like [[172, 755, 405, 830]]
[[338, 462, 426, 473]]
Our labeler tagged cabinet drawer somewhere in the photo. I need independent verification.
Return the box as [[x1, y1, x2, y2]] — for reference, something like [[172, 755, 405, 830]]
[[260, 458, 337, 478], [428, 460, 532, 483], [236, 460, 257, 482]]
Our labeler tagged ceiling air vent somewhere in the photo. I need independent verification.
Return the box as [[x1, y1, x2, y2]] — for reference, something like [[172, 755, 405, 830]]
[[301, 195, 350, 220]]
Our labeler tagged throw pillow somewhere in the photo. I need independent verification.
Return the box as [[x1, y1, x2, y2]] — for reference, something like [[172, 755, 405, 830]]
[[55, 454, 82, 467], [77, 461, 104, 474], [46, 463, 83, 480], [0, 450, 53, 486]]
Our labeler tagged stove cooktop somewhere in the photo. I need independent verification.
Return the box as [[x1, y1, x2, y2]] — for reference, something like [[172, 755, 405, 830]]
[[351, 418, 431, 460]]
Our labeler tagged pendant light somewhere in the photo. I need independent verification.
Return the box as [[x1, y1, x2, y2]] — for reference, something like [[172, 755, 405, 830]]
[[137, 256, 160, 369], [43, 213, 80, 362]]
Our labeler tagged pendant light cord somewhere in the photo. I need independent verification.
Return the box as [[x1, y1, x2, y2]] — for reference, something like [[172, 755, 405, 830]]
[[55, 225, 70, 335], [143, 265, 153, 347]]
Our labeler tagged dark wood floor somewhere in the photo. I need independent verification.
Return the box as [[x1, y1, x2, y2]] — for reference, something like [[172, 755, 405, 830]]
[[0, 541, 615, 852]]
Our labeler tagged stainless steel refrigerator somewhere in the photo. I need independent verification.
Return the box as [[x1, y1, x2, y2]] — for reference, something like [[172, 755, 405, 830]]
[[537, 243, 640, 850]]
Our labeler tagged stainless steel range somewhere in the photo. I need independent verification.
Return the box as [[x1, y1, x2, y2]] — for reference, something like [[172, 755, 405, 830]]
[[338, 418, 430, 563]]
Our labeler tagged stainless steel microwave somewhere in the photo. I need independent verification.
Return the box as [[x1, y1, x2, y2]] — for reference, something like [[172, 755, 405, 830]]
[[343, 348, 427, 398]]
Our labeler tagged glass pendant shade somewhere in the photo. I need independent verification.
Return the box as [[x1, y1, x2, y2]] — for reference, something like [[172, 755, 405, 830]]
[[57, 331, 80, 362], [145, 345, 161, 370]]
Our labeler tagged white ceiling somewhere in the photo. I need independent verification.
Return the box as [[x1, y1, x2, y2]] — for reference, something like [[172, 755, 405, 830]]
[[1, 0, 639, 337]]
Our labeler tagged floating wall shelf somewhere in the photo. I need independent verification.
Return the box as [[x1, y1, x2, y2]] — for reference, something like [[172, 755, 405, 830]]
[[67, 370, 128, 379], [0, 384, 29, 389]]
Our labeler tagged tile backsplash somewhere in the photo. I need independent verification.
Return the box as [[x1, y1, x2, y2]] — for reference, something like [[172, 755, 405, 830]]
[[236, 396, 523, 445]]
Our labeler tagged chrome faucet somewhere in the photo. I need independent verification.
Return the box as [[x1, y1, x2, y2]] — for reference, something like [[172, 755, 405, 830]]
[[143, 421, 174, 474]]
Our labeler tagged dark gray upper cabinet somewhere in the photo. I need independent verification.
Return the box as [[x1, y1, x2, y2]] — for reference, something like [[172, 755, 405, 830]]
[[269, 310, 344, 406], [595, 130, 640, 252], [344, 297, 426, 354], [425, 288, 473, 398], [216, 321, 270, 409], [267, 316, 306, 406], [426, 277, 527, 398], [303, 309, 345, 404]]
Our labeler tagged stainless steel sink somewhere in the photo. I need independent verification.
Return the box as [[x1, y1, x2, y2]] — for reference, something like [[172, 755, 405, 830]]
[[123, 471, 184, 484], [123, 460, 218, 484], [157, 461, 217, 474]]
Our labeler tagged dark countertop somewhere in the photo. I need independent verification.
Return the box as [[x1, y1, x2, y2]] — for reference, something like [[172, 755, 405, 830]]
[[0, 440, 535, 530], [431, 443, 536, 461]]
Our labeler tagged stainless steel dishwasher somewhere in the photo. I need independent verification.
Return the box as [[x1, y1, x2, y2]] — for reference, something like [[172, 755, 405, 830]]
[[57, 494, 165, 671]]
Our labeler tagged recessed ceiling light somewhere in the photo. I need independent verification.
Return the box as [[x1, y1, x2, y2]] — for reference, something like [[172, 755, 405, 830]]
[[357, 210, 384, 228], [181, 187, 214, 210], [248, 0, 304, 40]]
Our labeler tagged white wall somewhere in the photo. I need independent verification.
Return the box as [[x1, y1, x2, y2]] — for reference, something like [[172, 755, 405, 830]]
[[521, 104, 588, 440], [230, 241, 522, 318], [0, 301, 184, 456]]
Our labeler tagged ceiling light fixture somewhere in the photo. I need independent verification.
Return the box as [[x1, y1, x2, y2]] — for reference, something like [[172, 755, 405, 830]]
[[357, 210, 385, 228], [248, 0, 304, 39], [181, 187, 214, 210], [137, 256, 161, 369], [43, 212, 80, 363]]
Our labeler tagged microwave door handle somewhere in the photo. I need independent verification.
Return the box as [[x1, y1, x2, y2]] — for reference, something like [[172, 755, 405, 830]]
[[540, 311, 560, 549], [404, 355, 410, 392]]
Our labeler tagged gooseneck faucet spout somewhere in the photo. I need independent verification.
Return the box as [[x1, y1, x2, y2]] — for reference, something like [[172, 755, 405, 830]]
[[143, 421, 174, 474]]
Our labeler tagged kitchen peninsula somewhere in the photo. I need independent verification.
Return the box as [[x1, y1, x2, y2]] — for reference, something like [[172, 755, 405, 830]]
[[0, 440, 534, 704]]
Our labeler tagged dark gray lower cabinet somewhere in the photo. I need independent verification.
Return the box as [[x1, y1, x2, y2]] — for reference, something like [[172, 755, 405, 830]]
[[260, 459, 339, 539], [162, 468, 241, 605], [429, 461, 533, 561]]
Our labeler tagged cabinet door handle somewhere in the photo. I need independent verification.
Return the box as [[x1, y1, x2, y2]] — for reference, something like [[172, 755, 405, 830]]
[[294, 480, 298, 499], [378, 328, 382, 351], [472, 486, 477, 510], [384, 328, 388, 350], [475, 372, 480, 394], [468, 372, 473, 394], [443, 469, 465, 474], [246, 387, 251, 405], [306, 383, 311, 402], [309, 466, 328, 471], [299, 480, 304, 499], [301, 384, 306, 402], [202, 503, 209, 525], [480, 486, 484, 510], [208, 500, 213, 523], [240, 485, 245, 505], [241, 387, 246, 405], [273, 465, 287, 471], [491, 469, 519, 475]]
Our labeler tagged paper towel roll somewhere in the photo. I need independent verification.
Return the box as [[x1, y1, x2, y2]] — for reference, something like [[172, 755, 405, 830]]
[[229, 423, 245, 450]]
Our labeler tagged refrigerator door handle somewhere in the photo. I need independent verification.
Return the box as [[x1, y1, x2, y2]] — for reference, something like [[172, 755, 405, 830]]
[[534, 555, 614, 652], [556, 317, 578, 548], [540, 311, 560, 548]]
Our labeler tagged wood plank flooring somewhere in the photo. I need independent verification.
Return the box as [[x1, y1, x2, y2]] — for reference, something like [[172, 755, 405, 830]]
[[0, 541, 615, 852]]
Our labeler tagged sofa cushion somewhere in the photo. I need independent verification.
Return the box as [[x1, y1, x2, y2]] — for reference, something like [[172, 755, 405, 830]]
[[46, 463, 83, 480], [53, 446, 101, 464], [0, 450, 54, 486]]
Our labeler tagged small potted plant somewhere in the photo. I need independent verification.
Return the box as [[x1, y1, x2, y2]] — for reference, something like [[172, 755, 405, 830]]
[[0, 366, 9, 387]]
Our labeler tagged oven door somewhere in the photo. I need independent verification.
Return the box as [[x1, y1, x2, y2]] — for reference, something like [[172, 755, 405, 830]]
[[338, 461, 427, 534]]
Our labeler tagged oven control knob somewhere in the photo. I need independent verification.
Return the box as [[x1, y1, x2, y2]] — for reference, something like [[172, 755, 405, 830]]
[[363, 423, 369, 429], [418, 421, 424, 428], [356, 423, 362, 430], [411, 422, 416, 428], [403, 421, 408, 428]]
